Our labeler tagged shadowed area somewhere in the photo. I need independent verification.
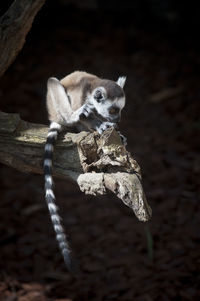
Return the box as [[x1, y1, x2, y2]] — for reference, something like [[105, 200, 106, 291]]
[[0, 1, 200, 300]]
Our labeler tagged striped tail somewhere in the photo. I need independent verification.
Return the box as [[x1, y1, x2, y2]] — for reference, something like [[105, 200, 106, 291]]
[[44, 122, 72, 270]]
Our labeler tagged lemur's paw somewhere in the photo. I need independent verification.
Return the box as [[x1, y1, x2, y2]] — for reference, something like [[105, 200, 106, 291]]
[[79, 104, 95, 119], [118, 131, 127, 146], [97, 122, 116, 134]]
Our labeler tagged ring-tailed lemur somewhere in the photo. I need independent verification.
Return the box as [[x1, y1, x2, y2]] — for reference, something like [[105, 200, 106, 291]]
[[44, 71, 126, 271]]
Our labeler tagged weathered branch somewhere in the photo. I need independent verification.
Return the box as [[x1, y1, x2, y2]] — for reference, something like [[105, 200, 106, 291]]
[[0, 0, 46, 76], [0, 111, 152, 222]]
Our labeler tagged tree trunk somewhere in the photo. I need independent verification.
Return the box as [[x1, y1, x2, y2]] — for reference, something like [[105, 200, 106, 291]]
[[0, 0, 45, 76]]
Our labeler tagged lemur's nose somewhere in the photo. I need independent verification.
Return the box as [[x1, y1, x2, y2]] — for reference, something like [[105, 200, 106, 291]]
[[109, 107, 120, 115]]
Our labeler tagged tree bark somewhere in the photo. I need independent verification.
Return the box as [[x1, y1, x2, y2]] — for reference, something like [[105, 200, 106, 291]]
[[0, 111, 152, 222], [0, 0, 45, 77]]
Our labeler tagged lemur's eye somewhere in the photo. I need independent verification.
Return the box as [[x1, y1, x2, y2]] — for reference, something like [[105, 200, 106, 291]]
[[109, 107, 120, 115], [94, 90, 103, 102]]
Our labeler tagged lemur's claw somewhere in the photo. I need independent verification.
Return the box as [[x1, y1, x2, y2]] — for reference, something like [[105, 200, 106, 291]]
[[96, 121, 116, 134]]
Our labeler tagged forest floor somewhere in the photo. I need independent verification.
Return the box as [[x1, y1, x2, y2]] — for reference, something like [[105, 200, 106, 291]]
[[0, 5, 200, 301]]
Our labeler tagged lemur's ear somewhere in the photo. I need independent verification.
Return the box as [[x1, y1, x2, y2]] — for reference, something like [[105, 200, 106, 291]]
[[117, 76, 126, 88]]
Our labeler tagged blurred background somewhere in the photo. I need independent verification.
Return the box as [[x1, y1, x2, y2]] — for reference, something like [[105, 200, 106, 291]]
[[0, 0, 200, 300]]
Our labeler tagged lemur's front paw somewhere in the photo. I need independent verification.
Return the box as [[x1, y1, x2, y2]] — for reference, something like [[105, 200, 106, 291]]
[[96, 122, 116, 134], [118, 131, 127, 146], [79, 104, 95, 120]]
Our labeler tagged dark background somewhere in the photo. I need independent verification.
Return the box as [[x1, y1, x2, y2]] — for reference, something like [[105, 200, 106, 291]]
[[0, 1, 200, 300]]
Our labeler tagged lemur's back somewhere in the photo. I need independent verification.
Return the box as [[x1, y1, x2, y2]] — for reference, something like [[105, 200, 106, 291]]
[[61, 71, 98, 110]]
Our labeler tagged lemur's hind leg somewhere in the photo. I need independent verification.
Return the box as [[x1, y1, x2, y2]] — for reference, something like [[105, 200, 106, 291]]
[[47, 77, 95, 126], [47, 78, 73, 125]]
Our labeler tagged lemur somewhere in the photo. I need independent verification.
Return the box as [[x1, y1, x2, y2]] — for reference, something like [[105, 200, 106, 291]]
[[44, 71, 126, 271]]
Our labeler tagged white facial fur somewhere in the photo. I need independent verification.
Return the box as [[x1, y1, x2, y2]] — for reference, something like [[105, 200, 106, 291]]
[[89, 87, 125, 122]]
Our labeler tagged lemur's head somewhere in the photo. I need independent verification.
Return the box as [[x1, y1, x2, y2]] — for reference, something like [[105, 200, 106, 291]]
[[90, 76, 126, 123]]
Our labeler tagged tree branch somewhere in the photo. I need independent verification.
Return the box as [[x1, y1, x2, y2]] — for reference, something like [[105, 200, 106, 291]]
[[0, 0, 46, 76], [0, 111, 152, 222]]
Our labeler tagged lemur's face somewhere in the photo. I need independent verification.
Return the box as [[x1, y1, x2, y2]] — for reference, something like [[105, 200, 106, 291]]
[[91, 86, 125, 123]]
